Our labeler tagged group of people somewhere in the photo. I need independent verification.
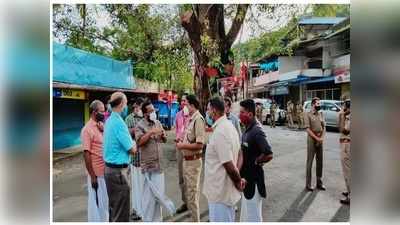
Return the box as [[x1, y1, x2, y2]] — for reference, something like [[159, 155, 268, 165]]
[[82, 92, 174, 222], [254, 99, 305, 129], [80, 90, 350, 223], [286, 100, 305, 129], [173, 95, 273, 222]]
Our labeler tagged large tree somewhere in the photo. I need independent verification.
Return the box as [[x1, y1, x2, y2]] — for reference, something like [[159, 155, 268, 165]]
[[53, 4, 194, 94], [179, 4, 307, 110], [180, 4, 249, 110]]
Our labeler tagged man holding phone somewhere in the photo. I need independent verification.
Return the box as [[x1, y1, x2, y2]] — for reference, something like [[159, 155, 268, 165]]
[[81, 100, 109, 222], [136, 100, 172, 221]]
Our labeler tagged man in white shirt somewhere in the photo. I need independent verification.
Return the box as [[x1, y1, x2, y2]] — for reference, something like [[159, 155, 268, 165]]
[[203, 97, 246, 222]]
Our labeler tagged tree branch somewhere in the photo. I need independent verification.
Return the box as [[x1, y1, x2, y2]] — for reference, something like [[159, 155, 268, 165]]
[[226, 4, 249, 48], [181, 10, 202, 59]]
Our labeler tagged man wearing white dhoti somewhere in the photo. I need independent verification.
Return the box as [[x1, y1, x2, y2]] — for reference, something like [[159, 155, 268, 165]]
[[125, 97, 145, 220], [238, 99, 274, 222], [81, 100, 109, 222], [203, 97, 246, 222], [136, 100, 176, 221]]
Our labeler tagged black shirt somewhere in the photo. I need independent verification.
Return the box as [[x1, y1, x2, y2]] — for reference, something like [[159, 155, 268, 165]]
[[240, 118, 273, 199]]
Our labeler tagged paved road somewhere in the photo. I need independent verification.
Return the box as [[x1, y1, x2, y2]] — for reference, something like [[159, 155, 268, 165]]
[[53, 125, 349, 222]]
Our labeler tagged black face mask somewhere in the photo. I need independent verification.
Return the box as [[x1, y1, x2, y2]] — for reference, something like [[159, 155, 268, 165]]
[[315, 106, 321, 111], [95, 112, 105, 122], [345, 101, 351, 109]]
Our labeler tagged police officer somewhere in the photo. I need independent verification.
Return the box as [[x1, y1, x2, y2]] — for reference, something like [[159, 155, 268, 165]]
[[304, 97, 326, 191], [286, 100, 294, 129], [255, 102, 263, 123], [269, 100, 277, 128], [338, 99, 351, 204], [296, 101, 305, 129], [176, 94, 206, 222]]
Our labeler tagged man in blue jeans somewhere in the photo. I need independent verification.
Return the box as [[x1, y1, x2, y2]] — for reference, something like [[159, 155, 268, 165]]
[[103, 92, 137, 222]]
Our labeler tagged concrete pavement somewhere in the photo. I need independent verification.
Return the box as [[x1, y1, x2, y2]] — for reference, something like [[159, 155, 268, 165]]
[[53, 125, 349, 222]]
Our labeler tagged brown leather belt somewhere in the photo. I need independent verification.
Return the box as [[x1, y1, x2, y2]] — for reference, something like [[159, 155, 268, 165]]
[[184, 153, 203, 161], [340, 138, 351, 143]]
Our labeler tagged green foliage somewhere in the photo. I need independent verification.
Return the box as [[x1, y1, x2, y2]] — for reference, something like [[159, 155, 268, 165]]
[[232, 18, 298, 63], [311, 4, 350, 17], [232, 4, 350, 64], [179, 4, 193, 14], [200, 34, 219, 65], [53, 4, 193, 94]]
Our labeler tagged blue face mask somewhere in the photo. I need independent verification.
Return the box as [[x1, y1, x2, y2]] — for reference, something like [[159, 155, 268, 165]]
[[120, 106, 128, 119], [206, 113, 214, 126]]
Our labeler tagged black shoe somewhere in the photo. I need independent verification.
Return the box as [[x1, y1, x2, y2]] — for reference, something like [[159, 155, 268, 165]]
[[317, 184, 326, 191], [176, 204, 188, 214], [342, 192, 349, 197], [340, 197, 350, 205], [131, 213, 141, 221], [306, 186, 314, 192]]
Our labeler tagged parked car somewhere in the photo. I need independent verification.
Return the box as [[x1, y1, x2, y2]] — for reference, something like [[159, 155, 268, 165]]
[[231, 98, 286, 125], [303, 100, 343, 128]]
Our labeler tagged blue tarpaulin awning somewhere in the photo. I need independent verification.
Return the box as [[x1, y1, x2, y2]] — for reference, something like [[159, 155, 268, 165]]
[[53, 42, 135, 90], [269, 75, 311, 86], [268, 81, 288, 87], [299, 17, 347, 25], [287, 75, 311, 85], [301, 76, 335, 84]]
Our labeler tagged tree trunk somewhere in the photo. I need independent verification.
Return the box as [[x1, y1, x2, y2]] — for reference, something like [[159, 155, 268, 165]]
[[193, 56, 210, 113], [181, 4, 249, 111], [181, 9, 211, 112]]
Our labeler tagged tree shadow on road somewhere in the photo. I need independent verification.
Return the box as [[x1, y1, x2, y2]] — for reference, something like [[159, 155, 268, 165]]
[[330, 204, 350, 222], [169, 209, 209, 222], [278, 189, 318, 222]]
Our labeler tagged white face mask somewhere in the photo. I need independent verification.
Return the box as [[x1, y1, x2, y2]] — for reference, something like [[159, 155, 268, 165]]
[[149, 111, 157, 122], [183, 106, 189, 116]]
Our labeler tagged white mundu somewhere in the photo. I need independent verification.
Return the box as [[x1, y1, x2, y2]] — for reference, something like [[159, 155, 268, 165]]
[[87, 175, 109, 222], [131, 165, 144, 217], [141, 171, 176, 222], [240, 186, 263, 222], [203, 115, 241, 222]]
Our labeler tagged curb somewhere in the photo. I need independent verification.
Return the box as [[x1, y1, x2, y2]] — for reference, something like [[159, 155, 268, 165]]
[[53, 151, 83, 163]]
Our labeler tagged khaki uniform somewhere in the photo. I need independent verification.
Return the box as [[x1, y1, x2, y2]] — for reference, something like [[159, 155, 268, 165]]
[[270, 103, 277, 128], [255, 105, 263, 123], [304, 110, 326, 187], [182, 110, 206, 222], [338, 112, 351, 195], [296, 103, 305, 129], [287, 101, 295, 128]]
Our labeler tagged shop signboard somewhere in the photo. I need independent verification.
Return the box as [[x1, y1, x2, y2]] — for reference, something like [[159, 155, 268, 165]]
[[53, 88, 86, 100]]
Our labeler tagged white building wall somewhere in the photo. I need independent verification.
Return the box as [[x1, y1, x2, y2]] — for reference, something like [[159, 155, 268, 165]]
[[278, 56, 307, 74], [323, 35, 350, 69]]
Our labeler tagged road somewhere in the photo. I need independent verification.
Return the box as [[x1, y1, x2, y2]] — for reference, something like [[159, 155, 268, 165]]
[[53, 125, 349, 222]]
